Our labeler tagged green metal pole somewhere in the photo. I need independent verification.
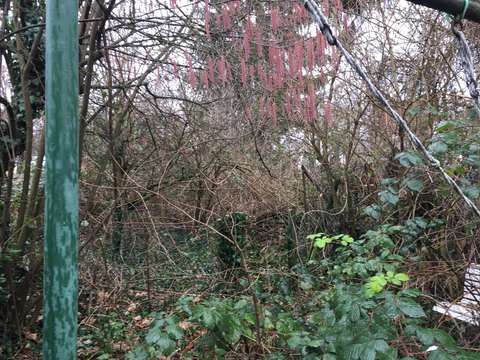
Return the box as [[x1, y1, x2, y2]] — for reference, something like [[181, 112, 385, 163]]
[[43, 0, 79, 359]]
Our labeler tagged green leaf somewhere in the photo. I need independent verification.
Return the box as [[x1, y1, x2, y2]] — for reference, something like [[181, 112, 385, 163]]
[[340, 235, 354, 246], [323, 354, 337, 360], [405, 178, 423, 192], [394, 273, 409, 282], [379, 191, 399, 206], [315, 236, 333, 249], [373, 339, 390, 352], [426, 104, 439, 115], [428, 349, 457, 360], [381, 178, 399, 186], [307, 233, 324, 240], [287, 334, 304, 348], [234, 298, 248, 310], [364, 205, 381, 220], [126, 347, 149, 360], [397, 297, 425, 318], [408, 107, 421, 116], [156, 334, 176, 355], [166, 323, 184, 340], [395, 152, 423, 167], [435, 121, 455, 133], [463, 185, 480, 199], [429, 141, 448, 155]]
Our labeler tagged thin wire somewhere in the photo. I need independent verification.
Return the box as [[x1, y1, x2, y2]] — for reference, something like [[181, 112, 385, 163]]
[[451, 23, 480, 117], [300, 0, 480, 218]]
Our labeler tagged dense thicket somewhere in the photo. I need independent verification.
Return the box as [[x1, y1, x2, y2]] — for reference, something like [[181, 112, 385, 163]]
[[0, 0, 480, 358]]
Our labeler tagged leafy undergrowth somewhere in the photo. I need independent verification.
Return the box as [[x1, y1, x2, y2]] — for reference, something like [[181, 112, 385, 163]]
[[69, 228, 480, 359]]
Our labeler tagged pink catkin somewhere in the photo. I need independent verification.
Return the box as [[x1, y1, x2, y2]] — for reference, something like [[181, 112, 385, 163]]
[[298, 71, 305, 95], [294, 90, 302, 120], [246, 16, 254, 37], [208, 57, 215, 83], [222, 5, 231, 30], [343, 14, 349, 34], [288, 48, 295, 79], [243, 36, 251, 60], [334, 0, 343, 12], [259, 97, 265, 117], [332, 47, 340, 70], [172, 62, 179, 78], [240, 58, 248, 87], [257, 64, 267, 88], [266, 74, 273, 91], [243, 17, 254, 59], [218, 56, 226, 83], [316, 32, 325, 63], [271, 7, 280, 32], [231, 0, 240, 14], [323, 0, 330, 17], [204, 0, 210, 39], [284, 93, 292, 119], [255, 29, 263, 58], [226, 61, 233, 82], [306, 38, 315, 73], [245, 106, 253, 120], [201, 70, 209, 89], [324, 100, 333, 126], [271, 100, 278, 125], [276, 55, 285, 88], [268, 41, 276, 70], [308, 83, 317, 121], [294, 40, 304, 75], [293, 4, 302, 24], [170, 0, 176, 8], [187, 56, 197, 88]]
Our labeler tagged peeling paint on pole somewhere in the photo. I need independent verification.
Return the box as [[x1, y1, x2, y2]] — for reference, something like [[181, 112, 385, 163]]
[[44, 0, 79, 359]]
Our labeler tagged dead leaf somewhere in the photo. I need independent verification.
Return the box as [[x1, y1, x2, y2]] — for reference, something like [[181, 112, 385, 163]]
[[179, 320, 192, 330]]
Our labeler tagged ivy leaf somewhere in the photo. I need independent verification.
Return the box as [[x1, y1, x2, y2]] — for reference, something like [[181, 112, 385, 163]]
[[364, 205, 381, 220], [379, 191, 399, 206], [405, 178, 423, 192]]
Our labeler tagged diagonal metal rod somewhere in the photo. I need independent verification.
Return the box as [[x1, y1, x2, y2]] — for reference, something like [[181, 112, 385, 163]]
[[300, 0, 480, 218], [43, 1, 79, 359]]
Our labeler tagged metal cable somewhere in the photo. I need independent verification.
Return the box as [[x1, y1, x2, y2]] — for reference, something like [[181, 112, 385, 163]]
[[300, 0, 480, 218], [452, 24, 480, 117]]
